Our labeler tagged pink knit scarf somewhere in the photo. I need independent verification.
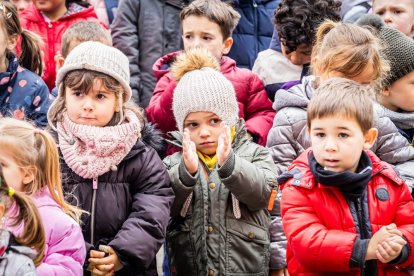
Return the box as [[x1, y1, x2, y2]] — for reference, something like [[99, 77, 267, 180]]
[[57, 111, 142, 179]]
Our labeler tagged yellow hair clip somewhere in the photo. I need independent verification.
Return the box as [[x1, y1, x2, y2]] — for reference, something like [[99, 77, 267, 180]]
[[8, 187, 14, 197]]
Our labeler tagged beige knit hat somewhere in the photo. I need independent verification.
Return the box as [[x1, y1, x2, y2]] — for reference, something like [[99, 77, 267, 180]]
[[172, 48, 239, 132], [55, 41, 132, 102]]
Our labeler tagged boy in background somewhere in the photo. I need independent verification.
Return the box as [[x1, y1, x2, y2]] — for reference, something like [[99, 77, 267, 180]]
[[253, 0, 341, 101], [147, 0, 275, 153], [372, 0, 414, 37]]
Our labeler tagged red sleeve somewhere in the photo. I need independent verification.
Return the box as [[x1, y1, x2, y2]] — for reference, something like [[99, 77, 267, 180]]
[[394, 183, 414, 268], [281, 185, 357, 272], [146, 74, 178, 134], [243, 73, 275, 146]]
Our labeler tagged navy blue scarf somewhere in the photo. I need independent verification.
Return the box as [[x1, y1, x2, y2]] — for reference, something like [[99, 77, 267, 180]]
[[309, 151, 372, 199]]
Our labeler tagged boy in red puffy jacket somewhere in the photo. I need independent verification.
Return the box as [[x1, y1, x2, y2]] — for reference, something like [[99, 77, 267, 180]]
[[146, 0, 275, 154], [280, 77, 414, 276]]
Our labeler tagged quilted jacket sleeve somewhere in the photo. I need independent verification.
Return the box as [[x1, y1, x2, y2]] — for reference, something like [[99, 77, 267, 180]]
[[281, 185, 358, 272], [394, 182, 414, 268], [266, 108, 307, 175], [372, 116, 414, 191], [217, 146, 276, 211]]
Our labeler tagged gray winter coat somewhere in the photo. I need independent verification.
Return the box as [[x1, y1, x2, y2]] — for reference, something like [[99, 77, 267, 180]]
[[163, 120, 277, 276], [266, 75, 414, 269], [0, 231, 36, 276], [111, 0, 189, 107]]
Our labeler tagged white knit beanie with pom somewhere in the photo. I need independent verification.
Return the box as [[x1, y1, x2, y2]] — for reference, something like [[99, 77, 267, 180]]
[[172, 48, 239, 132]]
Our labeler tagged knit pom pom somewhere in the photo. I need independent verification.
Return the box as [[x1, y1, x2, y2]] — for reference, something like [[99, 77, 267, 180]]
[[171, 48, 220, 82], [356, 14, 385, 31]]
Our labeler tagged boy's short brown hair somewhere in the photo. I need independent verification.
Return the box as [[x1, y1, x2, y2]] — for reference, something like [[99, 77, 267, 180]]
[[180, 0, 241, 40], [307, 77, 374, 133], [61, 21, 112, 58]]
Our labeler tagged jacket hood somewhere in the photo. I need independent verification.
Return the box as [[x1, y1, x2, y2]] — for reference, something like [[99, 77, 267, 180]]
[[21, 3, 97, 23], [153, 51, 237, 82], [272, 75, 315, 112], [281, 148, 405, 190], [153, 51, 181, 81], [0, 231, 36, 259]]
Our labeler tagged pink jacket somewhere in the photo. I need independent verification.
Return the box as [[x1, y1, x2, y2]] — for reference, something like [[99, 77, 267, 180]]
[[146, 51, 276, 147], [6, 189, 85, 276]]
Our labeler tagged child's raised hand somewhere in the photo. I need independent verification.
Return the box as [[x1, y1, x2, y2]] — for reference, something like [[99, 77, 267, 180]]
[[217, 122, 231, 166], [183, 128, 198, 174], [54, 51, 64, 72], [89, 246, 123, 275], [366, 224, 403, 260], [376, 235, 407, 263]]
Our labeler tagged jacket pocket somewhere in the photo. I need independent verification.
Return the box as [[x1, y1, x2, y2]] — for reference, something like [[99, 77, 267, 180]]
[[225, 218, 270, 275], [167, 228, 197, 276]]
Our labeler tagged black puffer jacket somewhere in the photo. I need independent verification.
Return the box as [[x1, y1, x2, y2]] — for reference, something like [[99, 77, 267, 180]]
[[60, 126, 174, 275], [111, 0, 191, 108]]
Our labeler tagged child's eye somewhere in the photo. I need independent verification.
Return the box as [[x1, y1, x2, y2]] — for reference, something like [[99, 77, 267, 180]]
[[203, 36, 212, 41], [393, 10, 403, 15], [184, 34, 192, 40], [338, 133, 349, 138], [73, 91, 84, 97], [315, 132, 325, 138], [210, 118, 221, 124], [186, 122, 198, 129], [96, 93, 106, 100]]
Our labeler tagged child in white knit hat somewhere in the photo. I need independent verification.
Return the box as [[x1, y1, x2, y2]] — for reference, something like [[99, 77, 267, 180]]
[[47, 41, 174, 275], [163, 48, 278, 276]]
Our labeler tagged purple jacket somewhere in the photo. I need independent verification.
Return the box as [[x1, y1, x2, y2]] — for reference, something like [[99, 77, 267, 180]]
[[7, 189, 85, 276]]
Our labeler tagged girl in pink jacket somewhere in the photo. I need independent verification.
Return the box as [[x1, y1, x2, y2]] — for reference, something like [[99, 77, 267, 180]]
[[0, 117, 85, 276]]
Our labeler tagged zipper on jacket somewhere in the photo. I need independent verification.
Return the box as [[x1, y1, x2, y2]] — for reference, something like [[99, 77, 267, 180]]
[[90, 177, 98, 246], [48, 21, 52, 28], [252, 0, 257, 7]]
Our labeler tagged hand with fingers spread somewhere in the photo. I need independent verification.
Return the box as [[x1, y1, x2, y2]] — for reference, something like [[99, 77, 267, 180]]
[[183, 128, 199, 174], [366, 223, 403, 260], [217, 123, 231, 166], [376, 235, 407, 263], [88, 246, 123, 276]]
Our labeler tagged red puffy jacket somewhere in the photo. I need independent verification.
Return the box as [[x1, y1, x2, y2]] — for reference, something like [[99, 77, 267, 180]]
[[281, 149, 414, 276], [19, 4, 101, 91], [146, 51, 275, 147]]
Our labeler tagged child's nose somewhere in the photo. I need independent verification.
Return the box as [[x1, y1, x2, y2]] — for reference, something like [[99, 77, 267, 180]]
[[199, 127, 210, 137], [324, 137, 338, 151], [383, 11, 394, 23], [82, 98, 94, 111]]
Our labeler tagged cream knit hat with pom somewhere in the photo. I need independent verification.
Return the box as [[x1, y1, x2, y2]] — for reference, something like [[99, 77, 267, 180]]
[[55, 41, 132, 102], [172, 48, 239, 132]]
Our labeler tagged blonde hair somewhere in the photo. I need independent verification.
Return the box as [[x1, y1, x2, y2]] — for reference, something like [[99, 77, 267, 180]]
[[0, 118, 83, 223], [308, 77, 374, 133], [0, 170, 45, 266], [47, 70, 145, 132], [312, 20, 389, 85]]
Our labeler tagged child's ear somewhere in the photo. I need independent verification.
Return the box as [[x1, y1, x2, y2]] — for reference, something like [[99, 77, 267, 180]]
[[381, 87, 390, 97], [363, 128, 378, 150], [7, 34, 18, 51], [22, 169, 35, 186], [222, 37, 233, 55]]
